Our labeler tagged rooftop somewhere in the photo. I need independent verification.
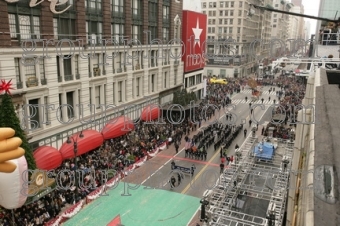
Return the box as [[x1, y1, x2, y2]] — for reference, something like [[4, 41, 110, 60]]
[[314, 67, 340, 226]]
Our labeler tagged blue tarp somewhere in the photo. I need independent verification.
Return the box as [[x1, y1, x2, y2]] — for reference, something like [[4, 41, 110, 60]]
[[253, 142, 275, 161]]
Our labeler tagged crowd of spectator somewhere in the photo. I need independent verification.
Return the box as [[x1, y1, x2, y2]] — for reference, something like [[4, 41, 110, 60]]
[[0, 76, 290, 225], [263, 76, 305, 139]]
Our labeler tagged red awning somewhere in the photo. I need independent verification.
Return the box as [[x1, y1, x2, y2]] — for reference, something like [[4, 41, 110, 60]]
[[33, 146, 63, 170], [101, 116, 134, 140], [140, 105, 160, 121], [59, 130, 104, 160]]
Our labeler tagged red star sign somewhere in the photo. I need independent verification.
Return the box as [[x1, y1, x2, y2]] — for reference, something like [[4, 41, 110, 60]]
[[0, 79, 14, 95]]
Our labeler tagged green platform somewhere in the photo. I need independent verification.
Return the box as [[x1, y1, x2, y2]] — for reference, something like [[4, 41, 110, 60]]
[[63, 183, 200, 226]]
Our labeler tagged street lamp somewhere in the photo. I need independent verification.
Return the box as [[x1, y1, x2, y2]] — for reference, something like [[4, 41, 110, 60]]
[[67, 131, 84, 201]]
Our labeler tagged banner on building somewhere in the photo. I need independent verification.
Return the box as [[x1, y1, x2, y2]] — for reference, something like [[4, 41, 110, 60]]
[[182, 10, 207, 73]]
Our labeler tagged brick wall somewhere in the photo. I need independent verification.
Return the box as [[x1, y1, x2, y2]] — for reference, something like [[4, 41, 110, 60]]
[[142, 0, 149, 44], [75, 0, 86, 40], [157, 0, 163, 41], [102, 0, 111, 40], [0, 1, 11, 47], [0, 0, 183, 48], [40, 1, 54, 41], [170, 1, 183, 41], [124, 1, 132, 41]]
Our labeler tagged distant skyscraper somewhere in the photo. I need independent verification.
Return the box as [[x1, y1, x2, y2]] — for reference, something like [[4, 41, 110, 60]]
[[291, 0, 302, 7], [318, 0, 340, 19]]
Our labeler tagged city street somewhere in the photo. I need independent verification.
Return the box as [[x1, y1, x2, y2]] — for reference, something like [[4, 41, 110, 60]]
[[122, 85, 279, 201]]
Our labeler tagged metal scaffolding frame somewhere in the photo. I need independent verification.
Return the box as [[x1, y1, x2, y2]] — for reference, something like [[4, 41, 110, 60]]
[[205, 135, 294, 226]]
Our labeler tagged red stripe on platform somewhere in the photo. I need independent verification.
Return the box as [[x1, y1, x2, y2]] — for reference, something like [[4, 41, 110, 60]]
[[107, 214, 121, 226]]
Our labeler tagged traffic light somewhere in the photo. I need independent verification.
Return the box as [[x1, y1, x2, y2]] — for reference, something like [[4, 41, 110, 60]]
[[0, 128, 25, 173]]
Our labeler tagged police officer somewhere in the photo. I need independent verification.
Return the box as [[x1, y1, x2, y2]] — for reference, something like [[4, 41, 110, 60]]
[[170, 176, 176, 189]]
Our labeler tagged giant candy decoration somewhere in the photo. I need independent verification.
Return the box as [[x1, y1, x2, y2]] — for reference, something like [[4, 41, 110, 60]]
[[0, 128, 28, 209]]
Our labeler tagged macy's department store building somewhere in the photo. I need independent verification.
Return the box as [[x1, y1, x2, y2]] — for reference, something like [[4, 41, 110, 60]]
[[0, 0, 185, 150]]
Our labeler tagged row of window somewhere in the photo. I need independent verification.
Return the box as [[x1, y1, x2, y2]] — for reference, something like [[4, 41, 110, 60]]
[[9, 14, 171, 42], [184, 74, 203, 88], [208, 26, 242, 34], [24, 71, 175, 130], [7, 0, 171, 42], [14, 49, 176, 89], [204, 10, 244, 17], [202, 1, 242, 8]]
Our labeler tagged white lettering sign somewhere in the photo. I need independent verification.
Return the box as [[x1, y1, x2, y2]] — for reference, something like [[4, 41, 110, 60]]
[[3, 0, 71, 14]]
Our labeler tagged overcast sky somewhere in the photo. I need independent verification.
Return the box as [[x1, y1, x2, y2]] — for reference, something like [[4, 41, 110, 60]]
[[301, 0, 320, 34]]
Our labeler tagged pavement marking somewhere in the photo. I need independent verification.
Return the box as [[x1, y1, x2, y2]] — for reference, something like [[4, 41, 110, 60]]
[[181, 149, 221, 194], [140, 147, 184, 185], [156, 154, 220, 167]]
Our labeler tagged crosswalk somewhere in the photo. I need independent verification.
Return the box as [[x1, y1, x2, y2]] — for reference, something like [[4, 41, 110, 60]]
[[232, 99, 276, 105], [241, 90, 276, 95]]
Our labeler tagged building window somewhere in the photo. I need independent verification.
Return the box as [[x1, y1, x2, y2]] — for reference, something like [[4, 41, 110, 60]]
[[237, 27, 241, 33], [230, 19, 233, 25], [75, 55, 79, 76], [118, 81, 123, 102], [196, 74, 202, 83], [202, 2, 206, 8], [95, 86, 101, 108], [220, 2, 224, 7], [230, 10, 234, 16], [174, 70, 177, 85], [189, 76, 195, 86], [225, 2, 229, 7], [132, 0, 142, 16], [8, 14, 40, 40], [64, 58, 72, 78], [274, 14, 277, 18], [25, 59, 36, 79], [164, 72, 167, 88], [239, 1, 243, 7], [149, 26, 157, 40], [151, 74, 155, 92], [238, 19, 241, 25], [136, 77, 140, 97], [14, 58, 22, 89], [66, 91, 74, 118], [229, 27, 233, 33], [29, 99, 40, 130], [112, 23, 125, 43], [86, 21, 103, 44], [224, 19, 228, 24], [111, 0, 124, 16], [273, 25, 277, 28], [149, 1, 157, 21], [274, 19, 277, 22], [275, 4, 278, 7], [238, 10, 242, 16], [53, 18, 76, 40], [230, 1, 234, 7], [163, 5, 170, 23], [225, 10, 228, 16], [89, 88, 92, 112], [85, 0, 102, 10], [112, 82, 115, 103], [40, 59, 46, 84], [163, 27, 169, 42], [132, 25, 142, 41]]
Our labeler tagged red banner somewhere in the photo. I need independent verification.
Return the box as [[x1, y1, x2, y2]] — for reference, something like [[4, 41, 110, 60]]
[[182, 10, 207, 73]]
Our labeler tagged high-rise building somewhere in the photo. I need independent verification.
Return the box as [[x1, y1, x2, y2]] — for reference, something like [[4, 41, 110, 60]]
[[318, 0, 340, 19], [201, 0, 272, 78], [0, 0, 184, 149]]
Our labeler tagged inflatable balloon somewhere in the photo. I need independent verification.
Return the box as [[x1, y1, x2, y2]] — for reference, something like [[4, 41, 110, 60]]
[[0, 128, 28, 209], [0, 128, 25, 172]]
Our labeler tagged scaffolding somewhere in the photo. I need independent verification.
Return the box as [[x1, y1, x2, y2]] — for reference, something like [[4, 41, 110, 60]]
[[205, 135, 294, 226]]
